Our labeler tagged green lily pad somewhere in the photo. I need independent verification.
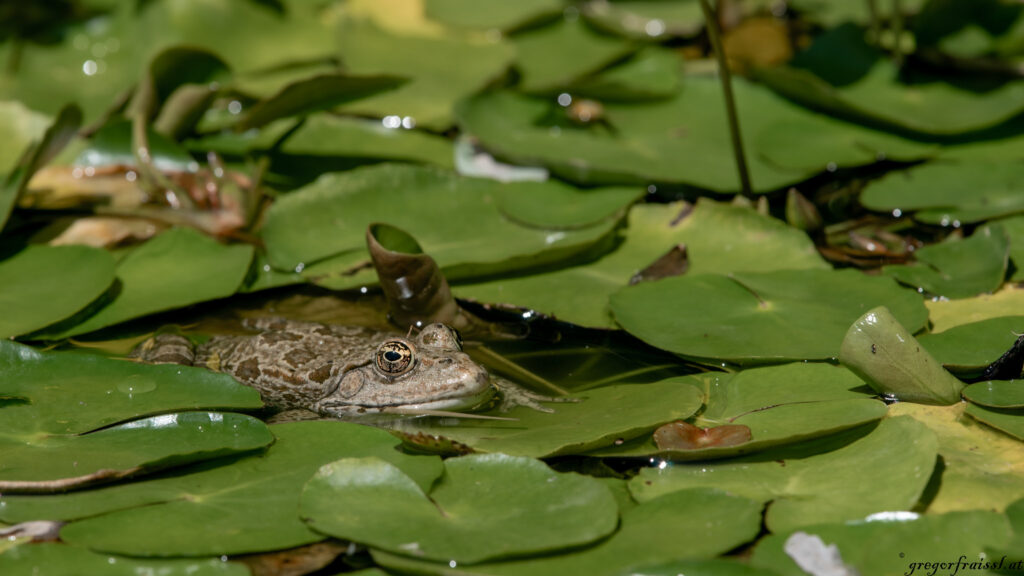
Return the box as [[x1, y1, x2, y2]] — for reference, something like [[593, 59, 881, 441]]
[[890, 402, 1024, 514], [591, 363, 887, 460], [628, 559, 783, 576], [0, 412, 272, 492], [0, 542, 249, 576], [0, 245, 116, 339], [301, 454, 618, 563], [629, 417, 938, 533], [568, 47, 684, 101], [260, 163, 637, 286], [756, 24, 1024, 136], [396, 377, 705, 457], [963, 381, 1024, 408], [787, 0, 925, 26], [991, 496, 1024, 564], [965, 403, 1024, 442], [997, 214, 1024, 281], [581, 0, 704, 40], [44, 227, 254, 338], [458, 199, 825, 328], [919, 315, 1024, 374], [0, 340, 262, 435], [0, 101, 50, 174], [336, 21, 515, 130], [72, 120, 196, 173], [512, 18, 635, 93], [862, 161, 1024, 225], [0, 422, 442, 556], [750, 510, 1010, 576], [610, 268, 928, 364], [373, 488, 762, 576], [914, 0, 1024, 60], [456, 77, 930, 192], [926, 285, 1024, 333], [424, 0, 563, 31]]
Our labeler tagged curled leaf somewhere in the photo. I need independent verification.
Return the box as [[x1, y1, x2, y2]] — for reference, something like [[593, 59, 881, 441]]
[[653, 421, 753, 450], [839, 306, 964, 405]]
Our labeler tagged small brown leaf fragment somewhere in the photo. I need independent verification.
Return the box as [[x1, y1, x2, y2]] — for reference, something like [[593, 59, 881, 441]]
[[629, 244, 689, 285], [653, 421, 752, 450], [235, 540, 349, 576]]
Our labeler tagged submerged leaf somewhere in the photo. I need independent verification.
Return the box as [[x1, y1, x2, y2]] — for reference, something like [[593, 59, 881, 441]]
[[653, 421, 752, 450]]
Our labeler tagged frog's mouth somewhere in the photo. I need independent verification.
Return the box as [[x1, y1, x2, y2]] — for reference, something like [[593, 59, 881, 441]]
[[317, 382, 498, 416]]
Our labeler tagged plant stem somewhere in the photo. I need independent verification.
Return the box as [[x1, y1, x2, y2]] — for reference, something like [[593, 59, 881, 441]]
[[891, 0, 905, 68], [865, 0, 881, 44], [698, 0, 752, 195]]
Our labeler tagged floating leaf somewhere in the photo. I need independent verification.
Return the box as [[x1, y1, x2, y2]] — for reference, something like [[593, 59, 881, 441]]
[[336, 21, 515, 130], [0, 542, 249, 576], [839, 306, 965, 405], [996, 214, 1024, 281], [0, 340, 262, 435], [593, 363, 887, 460], [653, 421, 753, 450], [43, 227, 254, 338], [300, 454, 618, 563], [457, 200, 826, 328], [963, 381, 1024, 409], [0, 412, 273, 493], [610, 269, 928, 364], [629, 417, 937, 533], [750, 511, 1010, 576], [568, 47, 683, 101], [260, 163, 637, 287], [890, 402, 1024, 513], [424, 0, 563, 31], [457, 77, 931, 192], [919, 315, 1024, 375], [237, 74, 405, 130], [965, 403, 1024, 442], [512, 19, 635, 93], [0, 101, 51, 174], [372, 488, 762, 576], [581, 0, 704, 40], [756, 24, 1024, 135], [0, 245, 115, 339], [396, 377, 705, 457], [0, 422, 443, 557], [926, 284, 1024, 333]]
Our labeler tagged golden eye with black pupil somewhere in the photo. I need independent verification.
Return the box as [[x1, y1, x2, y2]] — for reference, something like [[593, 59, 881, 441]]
[[375, 340, 414, 376]]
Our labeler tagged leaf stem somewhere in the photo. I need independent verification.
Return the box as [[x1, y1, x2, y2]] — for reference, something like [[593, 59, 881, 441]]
[[698, 0, 752, 195]]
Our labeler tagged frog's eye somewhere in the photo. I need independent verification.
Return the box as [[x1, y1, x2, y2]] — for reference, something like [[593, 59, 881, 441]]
[[375, 340, 415, 376]]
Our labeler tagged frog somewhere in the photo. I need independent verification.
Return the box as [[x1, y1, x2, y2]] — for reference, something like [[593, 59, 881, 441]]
[[133, 317, 496, 418]]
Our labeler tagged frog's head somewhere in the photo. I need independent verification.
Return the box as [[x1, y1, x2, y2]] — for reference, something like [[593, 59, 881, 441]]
[[315, 323, 493, 417]]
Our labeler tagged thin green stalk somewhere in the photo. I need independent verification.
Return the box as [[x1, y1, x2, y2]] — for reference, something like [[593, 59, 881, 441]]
[[891, 0, 905, 68], [865, 0, 881, 45], [698, 0, 752, 196]]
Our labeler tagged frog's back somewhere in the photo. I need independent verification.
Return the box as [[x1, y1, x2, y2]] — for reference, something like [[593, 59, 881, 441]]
[[196, 318, 384, 410]]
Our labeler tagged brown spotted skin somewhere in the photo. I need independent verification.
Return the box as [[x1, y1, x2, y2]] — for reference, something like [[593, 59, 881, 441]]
[[138, 318, 493, 417]]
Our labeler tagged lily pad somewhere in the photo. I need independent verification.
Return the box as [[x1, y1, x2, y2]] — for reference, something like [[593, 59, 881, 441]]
[[424, 0, 563, 31], [457, 200, 826, 328], [0, 412, 273, 492], [591, 363, 887, 460], [609, 268, 928, 364], [756, 24, 1024, 135], [260, 163, 637, 287], [750, 510, 1011, 576], [0, 542, 249, 576], [997, 214, 1024, 281], [861, 161, 1024, 225], [628, 417, 938, 533], [0, 101, 50, 174], [44, 227, 254, 338], [0, 245, 116, 339], [890, 402, 1024, 514], [926, 284, 1024, 333], [581, 0, 704, 40], [395, 377, 705, 457], [300, 454, 618, 563], [336, 21, 515, 130], [0, 422, 443, 556], [372, 488, 762, 576], [512, 18, 635, 93], [568, 47, 684, 101], [919, 315, 1024, 374], [965, 403, 1024, 442], [456, 76, 931, 192], [787, 0, 925, 26], [963, 381, 1024, 408], [0, 340, 262, 435]]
